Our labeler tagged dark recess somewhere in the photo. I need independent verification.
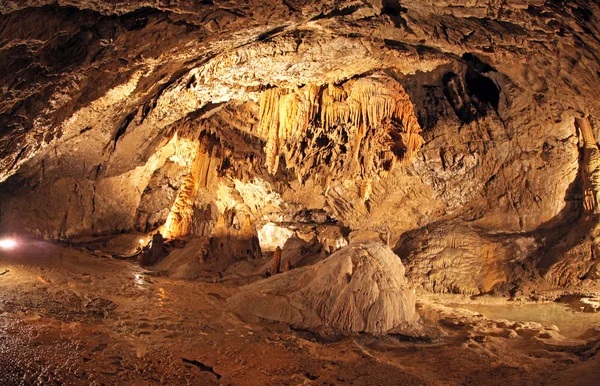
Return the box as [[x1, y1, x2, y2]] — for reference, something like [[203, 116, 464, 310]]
[[462, 53, 497, 73], [465, 70, 500, 110], [382, 0, 407, 15], [462, 53, 501, 110], [113, 111, 136, 148], [443, 72, 477, 124]]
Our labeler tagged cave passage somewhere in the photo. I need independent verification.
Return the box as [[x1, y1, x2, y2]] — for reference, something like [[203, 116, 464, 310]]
[[1, 1, 600, 385]]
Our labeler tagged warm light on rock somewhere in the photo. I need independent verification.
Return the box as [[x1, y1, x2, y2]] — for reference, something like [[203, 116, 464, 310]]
[[257, 222, 294, 252], [1, 0, 600, 383], [254, 75, 424, 185]]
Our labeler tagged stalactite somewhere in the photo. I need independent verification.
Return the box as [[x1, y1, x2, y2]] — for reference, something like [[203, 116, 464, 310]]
[[163, 137, 219, 239], [254, 75, 424, 192], [257, 85, 321, 174], [258, 88, 284, 174], [360, 179, 372, 202], [576, 117, 600, 214]]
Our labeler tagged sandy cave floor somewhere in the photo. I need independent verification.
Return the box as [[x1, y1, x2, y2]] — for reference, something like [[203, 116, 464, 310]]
[[1, 237, 600, 385]]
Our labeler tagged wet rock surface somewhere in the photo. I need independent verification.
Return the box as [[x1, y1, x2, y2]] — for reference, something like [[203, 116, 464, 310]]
[[0, 240, 599, 385]]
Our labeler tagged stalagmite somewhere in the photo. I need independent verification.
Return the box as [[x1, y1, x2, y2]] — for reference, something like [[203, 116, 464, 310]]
[[272, 246, 282, 274], [283, 260, 291, 272], [576, 117, 600, 214], [228, 242, 417, 333], [139, 232, 168, 266]]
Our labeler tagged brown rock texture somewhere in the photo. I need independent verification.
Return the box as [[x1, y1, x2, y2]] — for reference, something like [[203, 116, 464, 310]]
[[139, 231, 167, 266], [5, 5, 600, 384], [228, 242, 417, 334], [1, 0, 600, 296], [272, 246, 282, 274]]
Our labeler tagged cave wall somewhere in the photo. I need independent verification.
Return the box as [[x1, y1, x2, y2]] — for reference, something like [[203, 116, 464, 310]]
[[1, 1, 600, 294]]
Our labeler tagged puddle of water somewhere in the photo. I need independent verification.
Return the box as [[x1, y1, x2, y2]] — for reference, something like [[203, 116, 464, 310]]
[[452, 302, 600, 338]]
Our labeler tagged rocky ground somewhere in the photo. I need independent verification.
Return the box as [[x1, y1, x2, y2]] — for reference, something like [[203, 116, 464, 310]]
[[1, 237, 599, 386]]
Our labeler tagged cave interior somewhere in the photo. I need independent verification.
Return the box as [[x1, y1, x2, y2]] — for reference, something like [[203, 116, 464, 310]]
[[1, 1, 600, 385]]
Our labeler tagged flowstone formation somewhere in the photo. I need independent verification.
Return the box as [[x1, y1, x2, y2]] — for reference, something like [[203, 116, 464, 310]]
[[162, 135, 220, 239], [228, 242, 417, 334], [577, 117, 600, 215], [396, 222, 517, 295], [253, 75, 424, 199]]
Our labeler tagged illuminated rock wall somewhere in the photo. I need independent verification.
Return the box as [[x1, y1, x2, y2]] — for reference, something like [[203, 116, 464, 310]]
[[163, 137, 220, 239], [576, 117, 600, 215], [2, 0, 600, 293], [254, 75, 424, 200]]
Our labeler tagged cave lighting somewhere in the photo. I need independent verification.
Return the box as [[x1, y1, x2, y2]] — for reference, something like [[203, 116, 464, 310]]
[[0, 238, 17, 250]]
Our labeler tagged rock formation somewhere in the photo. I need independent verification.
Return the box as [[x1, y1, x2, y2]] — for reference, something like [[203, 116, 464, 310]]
[[271, 246, 282, 275], [228, 242, 417, 334], [576, 117, 600, 215], [162, 135, 220, 239], [1, 0, 600, 301], [139, 232, 167, 266], [5, 3, 600, 385], [253, 75, 424, 192], [283, 259, 291, 272]]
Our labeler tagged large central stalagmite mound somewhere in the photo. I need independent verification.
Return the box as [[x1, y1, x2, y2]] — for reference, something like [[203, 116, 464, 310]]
[[228, 242, 417, 334]]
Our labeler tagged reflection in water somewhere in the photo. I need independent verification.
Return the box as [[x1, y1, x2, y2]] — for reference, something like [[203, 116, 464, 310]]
[[452, 302, 600, 338]]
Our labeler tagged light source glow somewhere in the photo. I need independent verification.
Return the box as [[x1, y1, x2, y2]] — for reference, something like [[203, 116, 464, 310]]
[[0, 238, 17, 249]]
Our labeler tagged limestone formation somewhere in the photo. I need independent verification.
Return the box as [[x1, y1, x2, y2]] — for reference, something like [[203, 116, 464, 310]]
[[228, 242, 417, 334], [271, 246, 282, 275], [539, 220, 600, 288], [0, 0, 600, 307], [283, 260, 291, 272], [4, 1, 600, 383], [253, 75, 424, 189], [396, 222, 538, 295], [206, 209, 261, 262], [134, 160, 187, 233], [139, 232, 167, 266], [576, 117, 600, 215], [163, 136, 220, 239]]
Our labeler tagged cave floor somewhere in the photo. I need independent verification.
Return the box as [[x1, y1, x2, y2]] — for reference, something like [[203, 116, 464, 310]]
[[1, 239, 599, 386]]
